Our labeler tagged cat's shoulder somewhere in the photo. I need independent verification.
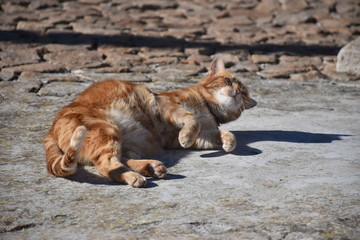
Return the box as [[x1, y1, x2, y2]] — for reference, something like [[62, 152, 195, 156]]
[[78, 80, 153, 98], [81, 80, 136, 94]]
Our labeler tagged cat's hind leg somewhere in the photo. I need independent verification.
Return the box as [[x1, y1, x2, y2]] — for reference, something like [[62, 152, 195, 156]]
[[95, 155, 147, 188], [120, 127, 167, 179], [45, 125, 87, 177], [83, 124, 147, 187], [124, 159, 167, 179]]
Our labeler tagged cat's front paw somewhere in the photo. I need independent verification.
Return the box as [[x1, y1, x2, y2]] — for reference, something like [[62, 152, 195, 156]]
[[178, 124, 200, 148], [221, 131, 236, 152], [122, 171, 147, 188], [179, 132, 195, 148]]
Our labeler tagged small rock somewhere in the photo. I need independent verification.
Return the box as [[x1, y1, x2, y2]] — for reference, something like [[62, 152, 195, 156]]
[[73, 71, 151, 82], [184, 48, 216, 56], [226, 0, 259, 9], [323, 56, 336, 64], [255, 0, 280, 13], [99, 47, 142, 66], [290, 70, 327, 81], [322, 63, 336, 73], [91, 66, 130, 73], [0, 47, 41, 69], [324, 63, 359, 81], [143, 57, 178, 65], [138, 49, 185, 59], [182, 55, 212, 66], [258, 64, 315, 79], [336, 37, 360, 76], [38, 73, 82, 84], [350, 25, 360, 35], [256, 15, 274, 26], [318, 18, 353, 35], [154, 64, 207, 79], [16, 21, 53, 33], [336, 1, 358, 15], [118, 1, 179, 11], [273, 8, 328, 25], [1, 2, 28, 14], [28, 0, 59, 10], [232, 61, 260, 73], [131, 65, 153, 73], [286, 24, 320, 38], [105, 54, 142, 66], [279, 0, 307, 13], [41, 44, 86, 53], [0, 72, 42, 93], [37, 81, 90, 97], [164, 27, 206, 39], [279, 56, 322, 68], [44, 50, 104, 70], [0, 72, 15, 81], [251, 54, 277, 64], [98, 46, 135, 56], [2, 63, 66, 74], [216, 15, 254, 26], [214, 54, 240, 68], [70, 22, 121, 35], [18, 71, 41, 80]]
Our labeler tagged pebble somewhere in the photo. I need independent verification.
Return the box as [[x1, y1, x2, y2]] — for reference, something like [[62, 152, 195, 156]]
[[251, 54, 277, 64], [336, 37, 360, 76]]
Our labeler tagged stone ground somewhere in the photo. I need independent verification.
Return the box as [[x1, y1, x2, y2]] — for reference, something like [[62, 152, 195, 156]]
[[1, 0, 360, 239]]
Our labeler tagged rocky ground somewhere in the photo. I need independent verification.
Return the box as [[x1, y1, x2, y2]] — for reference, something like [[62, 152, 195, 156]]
[[1, 0, 360, 239]]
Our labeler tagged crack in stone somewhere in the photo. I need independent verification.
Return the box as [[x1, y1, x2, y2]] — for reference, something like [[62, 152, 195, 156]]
[[0, 223, 36, 233], [36, 47, 50, 62], [29, 82, 44, 93]]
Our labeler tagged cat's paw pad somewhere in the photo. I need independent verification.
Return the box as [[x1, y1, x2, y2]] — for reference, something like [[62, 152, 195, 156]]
[[221, 131, 236, 152], [123, 172, 147, 188], [150, 161, 167, 179]]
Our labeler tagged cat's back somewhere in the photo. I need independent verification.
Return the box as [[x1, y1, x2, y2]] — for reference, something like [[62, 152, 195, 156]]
[[52, 80, 155, 124], [74, 80, 143, 108]]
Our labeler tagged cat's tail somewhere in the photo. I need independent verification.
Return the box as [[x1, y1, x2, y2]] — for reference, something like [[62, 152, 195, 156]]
[[44, 126, 87, 177]]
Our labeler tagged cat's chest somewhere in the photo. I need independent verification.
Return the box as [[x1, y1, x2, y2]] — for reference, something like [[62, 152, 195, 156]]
[[106, 109, 152, 132], [197, 111, 218, 129], [214, 88, 241, 112]]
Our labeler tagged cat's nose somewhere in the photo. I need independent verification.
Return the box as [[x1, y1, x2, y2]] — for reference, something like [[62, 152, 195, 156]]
[[235, 89, 241, 94]]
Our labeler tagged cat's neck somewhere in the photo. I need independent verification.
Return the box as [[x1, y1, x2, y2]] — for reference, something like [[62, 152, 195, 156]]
[[197, 84, 242, 124]]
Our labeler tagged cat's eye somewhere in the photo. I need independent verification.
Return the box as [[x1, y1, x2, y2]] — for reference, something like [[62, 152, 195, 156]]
[[224, 78, 232, 86]]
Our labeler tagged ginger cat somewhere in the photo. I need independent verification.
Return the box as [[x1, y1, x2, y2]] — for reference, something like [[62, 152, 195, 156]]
[[44, 58, 257, 187]]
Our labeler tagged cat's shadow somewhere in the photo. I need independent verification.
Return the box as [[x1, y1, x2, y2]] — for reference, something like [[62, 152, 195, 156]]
[[66, 130, 349, 186], [66, 165, 186, 188], [200, 130, 350, 158]]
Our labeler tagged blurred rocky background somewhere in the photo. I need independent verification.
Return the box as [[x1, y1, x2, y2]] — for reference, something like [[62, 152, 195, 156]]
[[1, 0, 359, 94]]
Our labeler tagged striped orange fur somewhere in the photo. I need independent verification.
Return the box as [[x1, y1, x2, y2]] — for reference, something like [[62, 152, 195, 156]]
[[44, 58, 256, 187]]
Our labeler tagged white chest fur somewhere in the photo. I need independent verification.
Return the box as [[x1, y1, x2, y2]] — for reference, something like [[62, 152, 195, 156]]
[[214, 87, 241, 112]]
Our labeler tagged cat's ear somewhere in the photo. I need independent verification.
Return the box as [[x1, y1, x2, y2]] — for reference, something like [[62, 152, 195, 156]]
[[245, 98, 257, 109], [208, 57, 225, 77]]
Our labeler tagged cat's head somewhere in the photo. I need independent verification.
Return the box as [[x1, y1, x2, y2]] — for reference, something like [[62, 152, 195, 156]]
[[199, 57, 257, 122]]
